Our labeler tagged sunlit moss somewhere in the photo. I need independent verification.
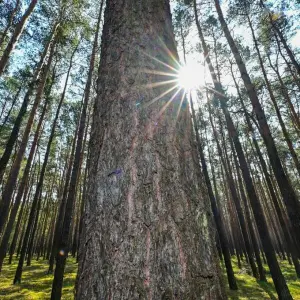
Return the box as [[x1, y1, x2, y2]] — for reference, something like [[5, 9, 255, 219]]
[[1, 255, 300, 299], [224, 257, 300, 300], [0, 256, 77, 299]]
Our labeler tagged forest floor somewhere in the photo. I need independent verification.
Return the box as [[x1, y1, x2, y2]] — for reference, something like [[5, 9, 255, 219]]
[[0, 256, 300, 299]]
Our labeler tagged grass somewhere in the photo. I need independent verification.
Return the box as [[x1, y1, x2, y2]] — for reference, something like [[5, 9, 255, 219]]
[[0, 256, 77, 299], [224, 257, 300, 299], [0, 256, 299, 299]]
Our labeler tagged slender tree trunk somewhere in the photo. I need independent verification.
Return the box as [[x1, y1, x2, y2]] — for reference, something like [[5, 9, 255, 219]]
[[231, 67, 300, 265], [248, 16, 300, 177], [230, 137, 266, 281], [0, 86, 21, 132], [214, 0, 300, 278], [13, 43, 76, 283], [190, 95, 237, 290], [0, 96, 48, 271], [193, 0, 259, 279], [0, 41, 55, 234], [260, 0, 300, 76], [48, 126, 77, 274], [193, 1, 293, 297], [0, 25, 58, 183], [75, 0, 225, 299], [274, 33, 300, 92], [0, 0, 21, 47], [26, 191, 43, 266], [0, 0, 37, 75], [52, 4, 103, 297], [267, 52, 300, 132]]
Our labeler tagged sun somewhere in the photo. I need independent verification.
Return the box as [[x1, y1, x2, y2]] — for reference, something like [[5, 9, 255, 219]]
[[177, 63, 205, 92]]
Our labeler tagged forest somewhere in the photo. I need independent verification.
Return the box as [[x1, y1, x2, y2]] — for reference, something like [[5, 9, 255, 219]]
[[0, 0, 299, 299]]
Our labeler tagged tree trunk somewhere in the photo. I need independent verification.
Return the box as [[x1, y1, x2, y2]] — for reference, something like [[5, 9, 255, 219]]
[[0, 0, 37, 75], [0, 86, 22, 133], [52, 3, 104, 297], [231, 66, 300, 267], [0, 0, 21, 47], [48, 125, 78, 274], [247, 16, 300, 177], [260, 0, 300, 76], [13, 42, 76, 283], [0, 94, 48, 271], [75, 0, 225, 299], [0, 25, 58, 183], [190, 95, 237, 290], [0, 40, 55, 234], [214, 2, 300, 290]]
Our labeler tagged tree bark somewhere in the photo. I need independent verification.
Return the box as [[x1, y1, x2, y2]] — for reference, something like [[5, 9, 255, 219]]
[[75, 0, 225, 299]]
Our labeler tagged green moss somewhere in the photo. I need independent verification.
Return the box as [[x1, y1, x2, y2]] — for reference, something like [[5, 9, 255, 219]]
[[0, 256, 77, 299], [1, 256, 300, 299], [223, 257, 300, 300]]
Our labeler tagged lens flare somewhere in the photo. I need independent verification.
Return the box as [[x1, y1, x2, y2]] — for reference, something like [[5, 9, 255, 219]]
[[177, 63, 204, 91]]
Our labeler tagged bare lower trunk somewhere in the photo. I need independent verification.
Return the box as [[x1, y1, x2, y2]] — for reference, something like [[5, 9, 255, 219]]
[[76, 0, 224, 299]]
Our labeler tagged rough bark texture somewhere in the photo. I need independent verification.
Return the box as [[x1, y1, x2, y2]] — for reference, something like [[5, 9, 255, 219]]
[[76, 0, 224, 299]]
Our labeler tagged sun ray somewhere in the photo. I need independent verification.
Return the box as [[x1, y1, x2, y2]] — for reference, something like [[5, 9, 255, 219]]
[[157, 87, 182, 118], [143, 84, 180, 108], [142, 69, 178, 77], [144, 79, 179, 89], [175, 90, 186, 123], [141, 50, 178, 73], [157, 36, 182, 69]]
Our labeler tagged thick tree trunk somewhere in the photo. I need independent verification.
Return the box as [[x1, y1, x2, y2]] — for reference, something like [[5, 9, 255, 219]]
[[75, 0, 225, 299], [0, 0, 37, 75]]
